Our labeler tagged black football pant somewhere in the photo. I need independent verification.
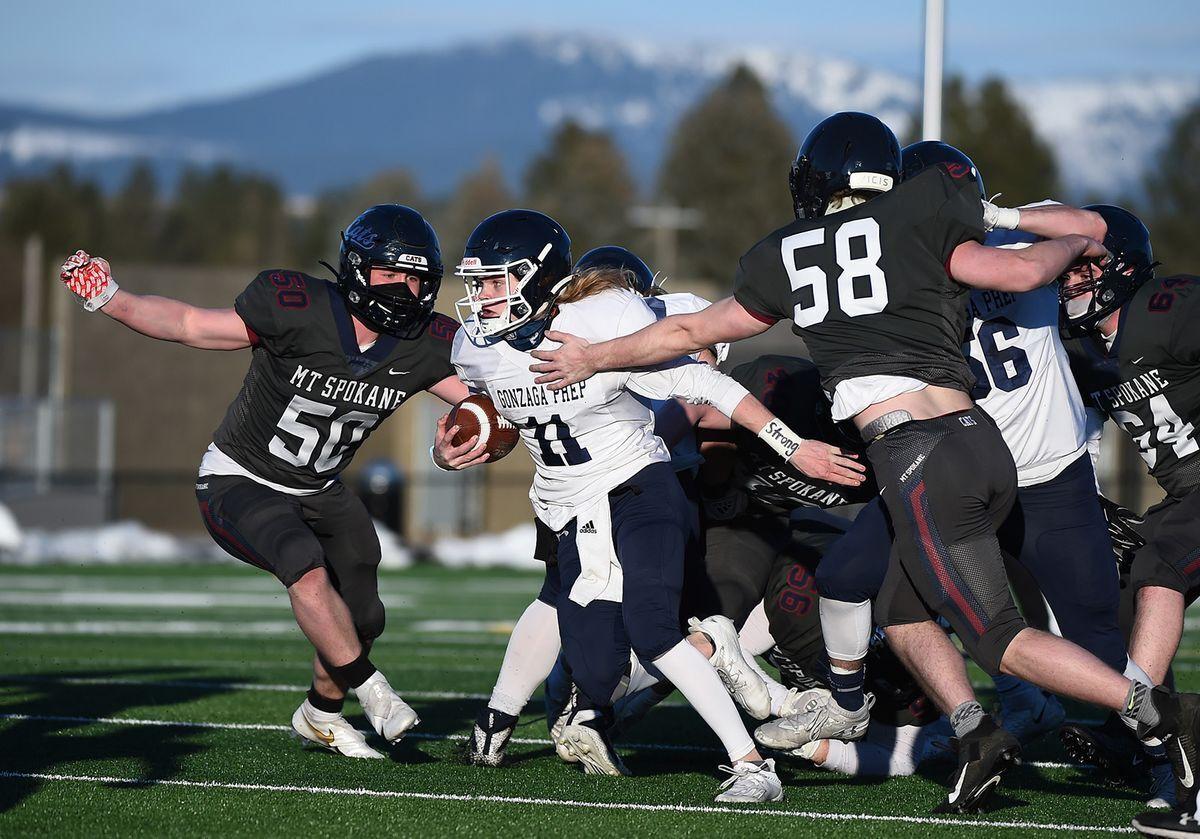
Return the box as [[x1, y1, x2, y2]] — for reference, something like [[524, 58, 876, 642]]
[[869, 408, 1025, 676], [196, 475, 385, 642], [1129, 487, 1200, 602]]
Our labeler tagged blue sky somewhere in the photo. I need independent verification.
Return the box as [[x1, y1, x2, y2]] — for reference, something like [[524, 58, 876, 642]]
[[6, 0, 1198, 115]]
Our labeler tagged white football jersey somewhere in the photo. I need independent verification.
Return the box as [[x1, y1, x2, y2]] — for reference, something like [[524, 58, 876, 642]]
[[453, 288, 743, 529], [966, 229, 1088, 486]]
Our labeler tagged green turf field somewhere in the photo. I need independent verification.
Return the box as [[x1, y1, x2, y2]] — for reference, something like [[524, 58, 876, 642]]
[[0, 563, 1184, 836]]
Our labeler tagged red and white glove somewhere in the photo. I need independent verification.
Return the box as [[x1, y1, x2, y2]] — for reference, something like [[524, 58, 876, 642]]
[[60, 250, 119, 312]]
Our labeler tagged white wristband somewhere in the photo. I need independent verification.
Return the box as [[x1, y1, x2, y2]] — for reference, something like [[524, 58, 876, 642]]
[[83, 280, 119, 312], [758, 418, 804, 462], [982, 199, 1020, 233], [429, 444, 454, 472]]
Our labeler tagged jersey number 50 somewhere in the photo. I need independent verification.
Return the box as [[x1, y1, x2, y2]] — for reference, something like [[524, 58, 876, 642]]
[[781, 218, 887, 327], [269, 395, 379, 473]]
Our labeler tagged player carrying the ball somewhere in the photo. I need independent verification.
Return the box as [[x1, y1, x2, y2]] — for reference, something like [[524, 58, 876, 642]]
[[435, 208, 866, 803], [58, 205, 471, 760]]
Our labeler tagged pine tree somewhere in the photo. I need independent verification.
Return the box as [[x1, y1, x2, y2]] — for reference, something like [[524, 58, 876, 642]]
[[1143, 99, 1200, 274], [658, 65, 795, 284], [524, 120, 636, 256]]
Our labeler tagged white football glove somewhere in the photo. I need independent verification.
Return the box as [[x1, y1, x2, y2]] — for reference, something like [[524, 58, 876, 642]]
[[60, 250, 119, 312], [981, 195, 1021, 233]]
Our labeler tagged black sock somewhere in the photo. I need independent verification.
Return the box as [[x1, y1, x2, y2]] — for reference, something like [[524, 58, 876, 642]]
[[307, 685, 345, 714], [329, 652, 377, 689]]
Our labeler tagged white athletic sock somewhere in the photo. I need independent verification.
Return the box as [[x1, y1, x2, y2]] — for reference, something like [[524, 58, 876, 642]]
[[738, 602, 775, 655], [626, 653, 660, 696], [488, 598, 560, 716], [653, 639, 755, 762]]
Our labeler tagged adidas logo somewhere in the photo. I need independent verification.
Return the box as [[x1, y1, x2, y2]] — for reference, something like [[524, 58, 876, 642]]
[[579, 521, 597, 535]]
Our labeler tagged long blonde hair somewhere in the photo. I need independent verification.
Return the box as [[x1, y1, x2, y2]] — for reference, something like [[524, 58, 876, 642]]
[[555, 266, 637, 306]]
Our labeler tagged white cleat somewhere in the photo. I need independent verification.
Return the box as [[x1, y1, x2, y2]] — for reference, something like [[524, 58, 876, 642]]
[[715, 758, 785, 803], [754, 689, 874, 752], [550, 684, 580, 764], [777, 686, 827, 719], [291, 700, 385, 759], [689, 615, 771, 720], [354, 671, 420, 743], [559, 709, 630, 776]]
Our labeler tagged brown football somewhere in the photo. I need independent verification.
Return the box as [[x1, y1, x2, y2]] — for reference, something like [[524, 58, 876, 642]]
[[448, 394, 520, 461]]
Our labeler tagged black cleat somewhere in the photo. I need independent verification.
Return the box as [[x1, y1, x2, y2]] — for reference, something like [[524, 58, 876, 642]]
[[933, 717, 1021, 814], [1142, 688, 1200, 815], [1060, 714, 1145, 782], [468, 707, 519, 767], [1132, 808, 1200, 837]]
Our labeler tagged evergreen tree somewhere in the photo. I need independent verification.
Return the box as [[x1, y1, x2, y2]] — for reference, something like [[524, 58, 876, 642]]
[[524, 120, 636, 255], [107, 161, 160, 262], [658, 65, 795, 284], [1143, 99, 1200, 274]]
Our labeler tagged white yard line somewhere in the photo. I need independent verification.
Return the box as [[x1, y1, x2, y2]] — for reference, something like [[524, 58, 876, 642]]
[[0, 654, 500, 673], [0, 676, 488, 701], [0, 621, 510, 642], [0, 591, 412, 610], [0, 770, 1131, 832], [0, 711, 1088, 767]]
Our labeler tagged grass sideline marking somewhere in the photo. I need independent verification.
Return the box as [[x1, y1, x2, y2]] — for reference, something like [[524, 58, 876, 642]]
[[0, 712, 1082, 767], [0, 771, 1132, 832]]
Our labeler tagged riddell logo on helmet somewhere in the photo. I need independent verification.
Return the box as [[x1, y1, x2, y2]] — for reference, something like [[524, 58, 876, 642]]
[[460, 258, 482, 268]]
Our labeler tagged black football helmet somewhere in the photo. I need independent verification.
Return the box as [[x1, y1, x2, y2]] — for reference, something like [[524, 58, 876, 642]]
[[573, 245, 656, 294], [329, 204, 443, 339], [790, 112, 902, 219], [901, 140, 986, 199], [1058, 204, 1157, 338], [455, 209, 572, 348]]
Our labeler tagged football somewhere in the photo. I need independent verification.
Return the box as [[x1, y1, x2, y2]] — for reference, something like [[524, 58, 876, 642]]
[[447, 394, 520, 461]]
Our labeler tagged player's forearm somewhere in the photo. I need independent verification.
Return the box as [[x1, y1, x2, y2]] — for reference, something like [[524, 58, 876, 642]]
[[1017, 205, 1106, 242], [102, 289, 227, 347], [592, 313, 709, 373], [1004, 235, 1092, 291]]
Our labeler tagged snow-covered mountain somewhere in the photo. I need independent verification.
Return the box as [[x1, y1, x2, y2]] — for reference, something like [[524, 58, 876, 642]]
[[0, 34, 1194, 199]]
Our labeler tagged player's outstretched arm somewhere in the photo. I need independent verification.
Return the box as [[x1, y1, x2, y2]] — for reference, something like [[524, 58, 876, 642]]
[[59, 250, 251, 350], [1012, 203, 1107, 241], [948, 235, 1108, 293], [529, 296, 769, 391]]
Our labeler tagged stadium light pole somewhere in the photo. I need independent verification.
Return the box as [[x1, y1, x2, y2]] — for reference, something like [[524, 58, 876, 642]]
[[922, 0, 945, 140]]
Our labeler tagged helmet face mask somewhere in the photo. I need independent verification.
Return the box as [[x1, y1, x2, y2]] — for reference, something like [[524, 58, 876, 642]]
[[454, 210, 572, 348], [790, 112, 902, 219], [334, 205, 443, 340], [1057, 204, 1157, 338]]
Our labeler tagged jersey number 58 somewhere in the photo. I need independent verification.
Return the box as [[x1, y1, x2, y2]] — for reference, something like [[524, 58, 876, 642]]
[[781, 218, 888, 327]]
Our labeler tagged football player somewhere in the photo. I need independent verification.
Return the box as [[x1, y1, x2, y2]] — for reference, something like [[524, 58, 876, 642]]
[[463, 245, 737, 769], [444, 209, 866, 802], [785, 143, 1144, 758], [59, 205, 473, 760], [527, 111, 1200, 814], [1056, 206, 1200, 836]]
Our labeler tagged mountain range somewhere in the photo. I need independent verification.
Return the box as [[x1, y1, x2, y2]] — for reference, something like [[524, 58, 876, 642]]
[[0, 34, 1195, 200]]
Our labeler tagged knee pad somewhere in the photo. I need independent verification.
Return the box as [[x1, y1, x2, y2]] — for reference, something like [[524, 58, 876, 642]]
[[352, 596, 386, 643]]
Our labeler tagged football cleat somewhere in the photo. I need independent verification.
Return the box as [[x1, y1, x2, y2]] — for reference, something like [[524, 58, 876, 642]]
[[999, 692, 1066, 746], [1140, 688, 1200, 815], [777, 686, 827, 720], [754, 688, 874, 752], [715, 758, 785, 803], [934, 717, 1021, 814], [1149, 755, 1180, 810], [468, 706, 519, 767], [559, 708, 630, 776], [550, 682, 580, 764], [689, 615, 771, 720], [354, 671, 420, 743], [1060, 716, 1144, 782], [290, 700, 384, 759], [1132, 809, 1200, 837]]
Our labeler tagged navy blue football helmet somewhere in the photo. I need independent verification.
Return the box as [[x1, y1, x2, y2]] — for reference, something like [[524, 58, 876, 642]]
[[455, 210, 572, 348], [1059, 204, 1157, 337], [573, 245, 656, 294], [901, 140, 986, 199], [330, 204, 443, 339], [790, 112, 902, 219]]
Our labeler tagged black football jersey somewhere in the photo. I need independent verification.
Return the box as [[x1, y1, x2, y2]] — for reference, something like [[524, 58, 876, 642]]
[[211, 270, 457, 490], [734, 165, 986, 402], [726, 355, 877, 514], [1066, 274, 1200, 499]]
